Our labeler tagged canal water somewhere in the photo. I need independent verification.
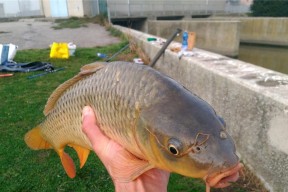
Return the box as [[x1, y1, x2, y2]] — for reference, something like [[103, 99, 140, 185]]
[[238, 44, 288, 75]]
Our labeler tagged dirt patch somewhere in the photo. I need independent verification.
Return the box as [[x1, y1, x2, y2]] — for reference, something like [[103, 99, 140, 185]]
[[0, 19, 120, 50]]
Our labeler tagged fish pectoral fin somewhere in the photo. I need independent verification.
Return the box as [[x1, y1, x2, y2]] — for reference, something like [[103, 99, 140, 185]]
[[69, 144, 90, 168], [24, 126, 52, 150], [58, 149, 76, 178], [108, 150, 154, 182]]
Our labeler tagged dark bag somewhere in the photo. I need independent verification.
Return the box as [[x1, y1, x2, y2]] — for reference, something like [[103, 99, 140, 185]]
[[0, 61, 54, 72]]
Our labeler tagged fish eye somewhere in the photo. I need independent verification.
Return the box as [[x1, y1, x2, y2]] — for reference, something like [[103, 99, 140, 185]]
[[168, 144, 179, 155], [167, 138, 182, 156]]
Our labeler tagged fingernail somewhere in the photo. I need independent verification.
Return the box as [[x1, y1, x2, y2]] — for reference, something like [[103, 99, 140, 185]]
[[83, 106, 91, 117]]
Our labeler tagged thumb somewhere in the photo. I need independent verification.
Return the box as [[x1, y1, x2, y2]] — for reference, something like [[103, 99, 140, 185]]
[[82, 106, 110, 156]]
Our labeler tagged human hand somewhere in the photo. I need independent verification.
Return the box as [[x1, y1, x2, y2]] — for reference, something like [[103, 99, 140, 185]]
[[82, 106, 170, 192]]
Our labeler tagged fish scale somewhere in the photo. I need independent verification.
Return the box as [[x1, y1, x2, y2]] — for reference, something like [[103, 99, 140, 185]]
[[25, 61, 241, 189], [41, 62, 162, 154]]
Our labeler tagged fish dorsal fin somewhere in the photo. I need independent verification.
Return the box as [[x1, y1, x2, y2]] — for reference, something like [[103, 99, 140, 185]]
[[44, 62, 106, 116], [80, 62, 107, 71]]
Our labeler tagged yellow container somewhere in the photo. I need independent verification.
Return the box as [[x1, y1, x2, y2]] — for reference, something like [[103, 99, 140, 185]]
[[50, 42, 69, 59]]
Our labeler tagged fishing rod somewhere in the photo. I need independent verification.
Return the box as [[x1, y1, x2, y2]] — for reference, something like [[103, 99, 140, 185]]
[[149, 28, 182, 68], [105, 44, 130, 62], [27, 67, 65, 79]]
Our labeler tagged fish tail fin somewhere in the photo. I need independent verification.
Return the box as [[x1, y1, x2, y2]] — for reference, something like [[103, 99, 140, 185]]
[[25, 126, 77, 178], [69, 144, 90, 168], [24, 126, 52, 150]]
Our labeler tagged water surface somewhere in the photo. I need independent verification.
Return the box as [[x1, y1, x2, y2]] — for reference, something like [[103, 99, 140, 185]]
[[238, 44, 288, 75]]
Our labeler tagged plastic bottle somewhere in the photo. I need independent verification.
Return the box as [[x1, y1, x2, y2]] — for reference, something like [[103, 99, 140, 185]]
[[68, 42, 76, 56], [97, 53, 107, 58], [182, 31, 188, 51]]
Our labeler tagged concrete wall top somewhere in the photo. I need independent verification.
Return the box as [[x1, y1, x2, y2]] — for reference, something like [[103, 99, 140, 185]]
[[210, 17, 288, 46], [115, 25, 288, 191], [147, 20, 240, 57]]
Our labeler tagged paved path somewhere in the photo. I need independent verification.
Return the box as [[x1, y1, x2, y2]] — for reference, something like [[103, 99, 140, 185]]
[[0, 19, 120, 50]]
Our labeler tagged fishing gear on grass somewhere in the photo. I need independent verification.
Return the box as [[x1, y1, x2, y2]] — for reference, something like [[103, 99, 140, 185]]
[[0, 61, 54, 72]]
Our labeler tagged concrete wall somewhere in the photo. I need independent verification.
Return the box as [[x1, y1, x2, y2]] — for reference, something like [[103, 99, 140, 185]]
[[0, 0, 43, 18], [146, 20, 240, 57], [240, 17, 288, 46], [42, 0, 97, 18], [210, 17, 288, 46], [108, 0, 226, 19], [67, 0, 84, 17], [115, 26, 288, 192], [42, 0, 51, 18], [83, 0, 93, 17]]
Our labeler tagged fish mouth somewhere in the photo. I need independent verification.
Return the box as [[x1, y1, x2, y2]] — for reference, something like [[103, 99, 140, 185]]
[[204, 163, 243, 189]]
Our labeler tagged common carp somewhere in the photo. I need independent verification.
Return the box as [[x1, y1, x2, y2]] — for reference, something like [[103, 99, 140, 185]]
[[25, 61, 242, 190]]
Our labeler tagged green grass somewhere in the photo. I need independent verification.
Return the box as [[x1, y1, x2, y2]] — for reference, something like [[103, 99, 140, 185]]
[[0, 41, 266, 191], [0, 41, 130, 192], [52, 17, 88, 29], [52, 16, 108, 30]]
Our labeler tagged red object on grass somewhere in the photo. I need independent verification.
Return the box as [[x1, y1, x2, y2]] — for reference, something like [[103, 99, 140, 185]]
[[0, 73, 13, 78]]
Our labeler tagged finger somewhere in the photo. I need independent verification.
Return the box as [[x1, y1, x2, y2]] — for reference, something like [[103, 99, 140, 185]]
[[82, 106, 110, 155]]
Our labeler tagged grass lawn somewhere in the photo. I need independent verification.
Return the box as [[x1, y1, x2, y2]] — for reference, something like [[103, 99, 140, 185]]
[[0, 39, 266, 191], [52, 16, 107, 30]]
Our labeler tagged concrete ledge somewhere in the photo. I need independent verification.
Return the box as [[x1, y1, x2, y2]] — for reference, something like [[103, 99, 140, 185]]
[[240, 17, 288, 46], [210, 17, 288, 46], [146, 20, 240, 57], [115, 25, 288, 192]]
